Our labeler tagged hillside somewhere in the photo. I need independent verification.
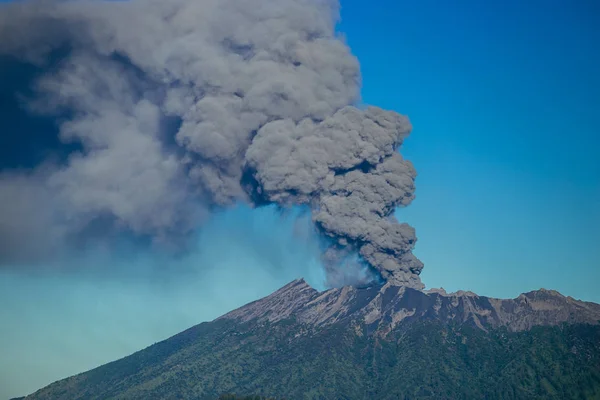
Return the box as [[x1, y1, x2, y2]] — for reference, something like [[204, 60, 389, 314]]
[[19, 280, 600, 399]]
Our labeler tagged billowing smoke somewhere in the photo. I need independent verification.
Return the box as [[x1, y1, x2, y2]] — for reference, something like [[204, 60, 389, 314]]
[[0, 0, 423, 288]]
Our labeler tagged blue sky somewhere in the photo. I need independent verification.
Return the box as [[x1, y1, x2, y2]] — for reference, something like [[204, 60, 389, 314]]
[[339, 0, 600, 301], [1, 1, 599, 398]]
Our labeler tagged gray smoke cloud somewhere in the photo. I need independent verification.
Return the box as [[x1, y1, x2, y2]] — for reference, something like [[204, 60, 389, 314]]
[[0, 0, 423, 288]]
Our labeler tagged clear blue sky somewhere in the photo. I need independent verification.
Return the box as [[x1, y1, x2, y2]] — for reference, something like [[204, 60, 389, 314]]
[[338, 0, 600, 302]]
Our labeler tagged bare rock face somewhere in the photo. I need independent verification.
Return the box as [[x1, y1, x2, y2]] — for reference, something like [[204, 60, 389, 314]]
[[221, 279, 600, 333]]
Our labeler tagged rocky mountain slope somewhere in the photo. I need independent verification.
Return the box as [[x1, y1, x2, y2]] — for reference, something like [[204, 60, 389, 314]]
[[221, 279, 600, 332], [18, 280, 600, 400]]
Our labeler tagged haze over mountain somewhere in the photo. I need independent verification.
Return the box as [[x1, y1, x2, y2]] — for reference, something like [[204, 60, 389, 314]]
[[18, 279, 600, 399]]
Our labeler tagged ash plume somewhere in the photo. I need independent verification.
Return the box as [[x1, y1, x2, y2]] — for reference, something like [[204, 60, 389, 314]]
[[0, 0, 423, 288]]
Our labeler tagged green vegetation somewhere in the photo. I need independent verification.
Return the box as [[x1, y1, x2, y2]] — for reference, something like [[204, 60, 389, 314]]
[[25, 318, 600, 399], [218, 395, 280, 400]]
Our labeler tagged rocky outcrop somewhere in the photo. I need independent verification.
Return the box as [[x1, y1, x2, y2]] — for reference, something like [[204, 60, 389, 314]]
[[221, 279, 600, 333]]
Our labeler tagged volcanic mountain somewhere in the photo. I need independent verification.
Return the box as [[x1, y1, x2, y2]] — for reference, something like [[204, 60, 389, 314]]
[[18, 280, 600, 399]]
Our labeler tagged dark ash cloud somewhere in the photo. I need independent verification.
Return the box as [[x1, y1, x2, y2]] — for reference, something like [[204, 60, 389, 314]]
[[0, 0, 423, 288]]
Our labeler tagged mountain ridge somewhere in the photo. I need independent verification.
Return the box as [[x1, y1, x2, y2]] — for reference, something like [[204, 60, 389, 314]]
[[220, 278, 600, 332], [17, 279, 600, 400]]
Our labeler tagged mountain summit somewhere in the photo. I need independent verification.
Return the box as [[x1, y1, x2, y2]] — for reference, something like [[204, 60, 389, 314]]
[[221, 279, 600, 333], [19, 280, 600, 399]]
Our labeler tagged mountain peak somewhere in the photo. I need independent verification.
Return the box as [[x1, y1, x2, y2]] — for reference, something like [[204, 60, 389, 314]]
[[218, 278, 317, 324], [524, 288, 566, 298], [220, 279, 600, 333]]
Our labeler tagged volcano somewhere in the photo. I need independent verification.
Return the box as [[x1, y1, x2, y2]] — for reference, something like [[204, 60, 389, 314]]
[[18, 280, 600, 399]]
